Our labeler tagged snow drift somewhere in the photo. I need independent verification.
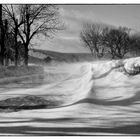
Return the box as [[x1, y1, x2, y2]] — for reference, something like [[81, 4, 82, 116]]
[[1, 57, 140, 108]]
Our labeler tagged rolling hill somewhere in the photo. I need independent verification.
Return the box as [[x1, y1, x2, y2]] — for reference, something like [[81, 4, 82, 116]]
[[29, 49, 94, 64]]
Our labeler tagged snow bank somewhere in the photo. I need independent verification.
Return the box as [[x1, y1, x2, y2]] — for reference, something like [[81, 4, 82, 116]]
[[101, 57, 140, 75], [123, 57, 140, 74], [1, 57, 140, 108]]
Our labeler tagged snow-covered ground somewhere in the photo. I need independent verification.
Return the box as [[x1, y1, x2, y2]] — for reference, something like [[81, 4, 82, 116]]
[[0, 58, 140, 135]]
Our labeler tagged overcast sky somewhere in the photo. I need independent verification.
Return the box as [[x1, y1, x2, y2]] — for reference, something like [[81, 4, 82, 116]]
[[39, 5, 140, 53]]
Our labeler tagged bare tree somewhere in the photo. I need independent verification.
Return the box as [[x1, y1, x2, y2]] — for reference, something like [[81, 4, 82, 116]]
[[0, 4, 3, 65], [16, 4, 63, 66], [102, 27, 130, 59], [80, 23, 105, 58], [129, 33, 140, 56], [0, 5, 8, 66], [2, 5, 24, 66], [2, 4, 63, 66]]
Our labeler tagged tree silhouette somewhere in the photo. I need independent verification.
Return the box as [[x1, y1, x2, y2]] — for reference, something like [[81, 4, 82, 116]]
[[17, 4, 63, 66], [80, 23, 105, 58], [2, 5, 24, 66], [102, 27, 130, 59], [2, 4, 63, 66]]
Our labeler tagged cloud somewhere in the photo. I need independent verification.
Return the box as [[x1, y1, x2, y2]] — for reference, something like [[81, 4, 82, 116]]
[[38, 7, 93, 53], [39, 5, 140, 53], [39, 36, 90, 53], [39, 6, 110, 53]]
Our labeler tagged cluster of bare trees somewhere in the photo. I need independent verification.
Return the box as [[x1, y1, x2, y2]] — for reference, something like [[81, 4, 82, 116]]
[[129, 33, 140, 56], [80, 22, 139, 59], [0, 4, 62, 66], [80, 23, 105, 58]]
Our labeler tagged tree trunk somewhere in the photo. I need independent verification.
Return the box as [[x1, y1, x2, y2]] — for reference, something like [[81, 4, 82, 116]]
[[24, 43, 29, 66], [111, 53, 115, 59], [0, 4, 4, 66], [0, 38, 4, 65], [5, 54, 9, 66], [14, 19, 19, 66], [15, 44, 18, 66], [90, 50, 94, 57], [14, 30, 18, 66]]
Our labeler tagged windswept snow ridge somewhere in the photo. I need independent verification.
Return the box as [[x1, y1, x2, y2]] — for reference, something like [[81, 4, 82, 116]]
[[1, 58, 140, 135], [123, 57, 140, 74], [0, 57, 140, 108]]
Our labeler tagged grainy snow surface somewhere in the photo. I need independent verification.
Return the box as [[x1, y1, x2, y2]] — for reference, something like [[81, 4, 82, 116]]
[[0, 58, 140, 135]]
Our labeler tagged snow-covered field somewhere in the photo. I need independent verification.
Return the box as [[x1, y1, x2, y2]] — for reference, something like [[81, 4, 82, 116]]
[[0, 58, 140, 135]]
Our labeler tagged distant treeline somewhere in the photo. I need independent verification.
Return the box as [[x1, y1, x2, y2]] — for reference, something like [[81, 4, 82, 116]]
[[80, 22, 140, 59], [0, 4, 63, 66]]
